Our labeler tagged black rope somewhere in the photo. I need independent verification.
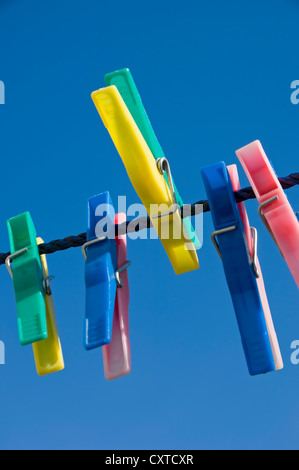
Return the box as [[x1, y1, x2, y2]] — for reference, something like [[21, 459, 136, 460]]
[[0, 172, 298, 266]]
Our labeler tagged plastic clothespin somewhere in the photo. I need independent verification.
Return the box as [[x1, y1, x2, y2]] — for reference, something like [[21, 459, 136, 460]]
[[82, 191, 117, 349], [6, 212, 47, 346], [91, 85, 199, 275], [104, 68, 200, 250], [236, 140, 299, 288], [32, 238, 64, 376], [102, 213, 131, 380], [201, 162, 275, 375], [227, 164, 283, 371]]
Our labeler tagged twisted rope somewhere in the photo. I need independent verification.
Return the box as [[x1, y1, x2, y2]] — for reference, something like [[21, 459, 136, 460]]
[[0, 172, 298, 266]]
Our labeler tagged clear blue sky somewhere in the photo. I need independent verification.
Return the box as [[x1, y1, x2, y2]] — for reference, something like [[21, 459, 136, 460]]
[[0, 0, 298, 450]]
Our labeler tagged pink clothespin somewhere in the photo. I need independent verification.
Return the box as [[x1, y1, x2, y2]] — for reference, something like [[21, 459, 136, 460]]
[[236, 140, 299, 288], [102, 213, 131, 380], [228, 165, 283, 371]]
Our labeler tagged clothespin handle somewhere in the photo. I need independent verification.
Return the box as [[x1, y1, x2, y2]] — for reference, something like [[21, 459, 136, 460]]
[[236, 140, 299, 288]]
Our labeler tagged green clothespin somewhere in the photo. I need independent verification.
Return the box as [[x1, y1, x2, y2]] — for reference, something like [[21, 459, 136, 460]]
[[104, 68, 201, 250], [6, 212, 48, 345]]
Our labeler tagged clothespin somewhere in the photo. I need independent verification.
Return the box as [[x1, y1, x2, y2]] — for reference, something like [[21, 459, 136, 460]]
[[201, 162, 275, 375], [102, 213, 131, 380], [91, 85, 199, 275], [82, 192, 117, 349], [6, 212, 47, 345], [236, 140, 299, 288], [32, 238, 64, 376], [82, 191, 118, 349], [104, 68, 200, 250], [227, 164, 283, 371]]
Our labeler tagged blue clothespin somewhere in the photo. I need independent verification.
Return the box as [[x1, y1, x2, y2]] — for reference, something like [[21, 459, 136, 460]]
[[82, 191, 117, 350], [201, 162, 275, 376]]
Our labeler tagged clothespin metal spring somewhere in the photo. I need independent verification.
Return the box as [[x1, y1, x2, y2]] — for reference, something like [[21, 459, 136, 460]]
[[5, 248, 54, 295], [5, 248, 28, 278], [211, 225, 260, 278], [82, 236, 131, 288], [152, 157, 180, 220]]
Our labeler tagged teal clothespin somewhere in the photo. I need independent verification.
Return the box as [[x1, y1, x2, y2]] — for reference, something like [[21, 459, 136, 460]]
[[104, 68, 201, 250], [6, 212, 48, 345]]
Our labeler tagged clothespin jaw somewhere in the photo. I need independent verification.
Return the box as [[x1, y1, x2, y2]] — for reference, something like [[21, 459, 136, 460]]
[[104, 68, 200, 249], [236, 140, 299, 288], [83, 191, 117, 350], [6, 212, 47, 346], [102, 212, 131, 380], [227, 164, 283, 372], [32, 238, 64, 376], [91, 85, 199, 275], [201, 162, 275, 376]]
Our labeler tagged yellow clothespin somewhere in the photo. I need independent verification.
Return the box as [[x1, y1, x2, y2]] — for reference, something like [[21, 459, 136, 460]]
[[91, 85, 199, 275], [32, 238, 64, 376]]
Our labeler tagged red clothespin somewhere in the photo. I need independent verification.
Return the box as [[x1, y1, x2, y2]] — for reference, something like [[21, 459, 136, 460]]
[[102, 213, 131, 380], [236, 140, 299, 288]]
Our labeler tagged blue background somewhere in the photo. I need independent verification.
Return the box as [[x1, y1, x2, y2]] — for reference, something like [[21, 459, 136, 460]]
[[0, 0, 298, 450]]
